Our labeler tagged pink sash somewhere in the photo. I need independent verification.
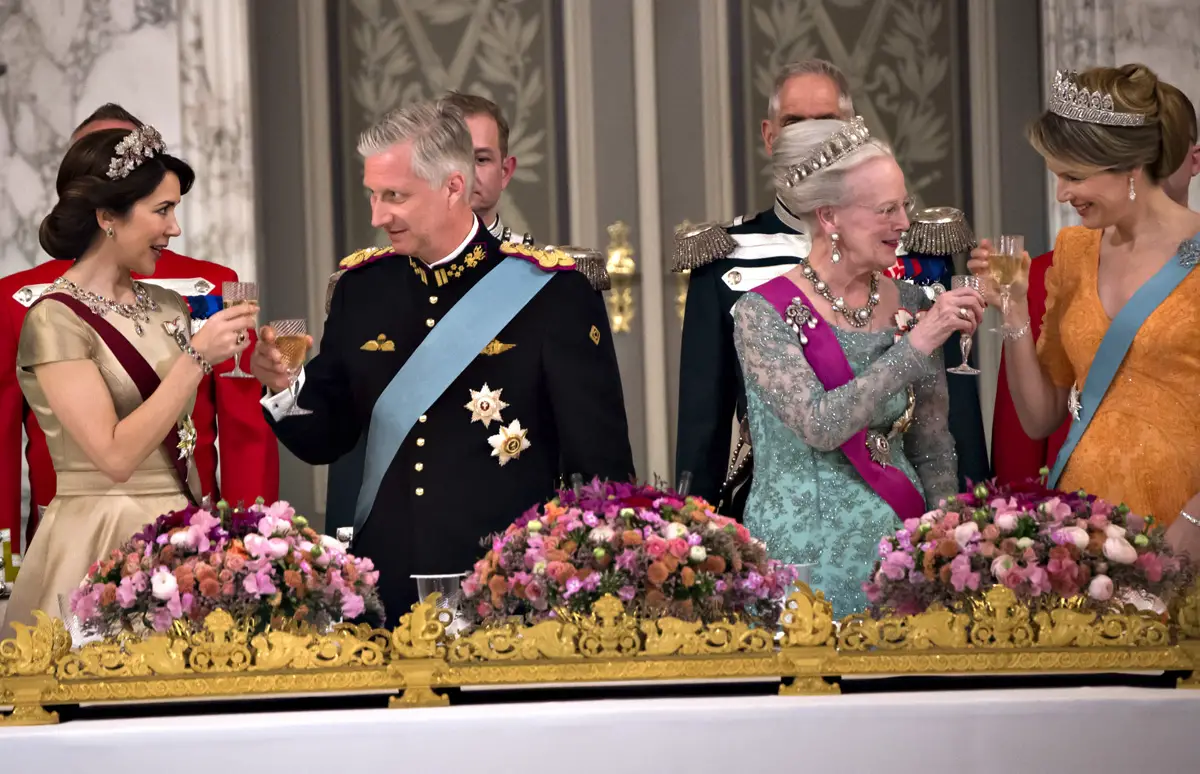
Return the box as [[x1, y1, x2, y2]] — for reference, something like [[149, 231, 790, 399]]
[[753, 277, 926, 521], [30, 294, 196, 503]]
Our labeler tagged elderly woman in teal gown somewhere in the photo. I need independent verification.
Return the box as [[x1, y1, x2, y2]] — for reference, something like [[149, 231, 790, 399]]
[[731, 118, 983, 616]]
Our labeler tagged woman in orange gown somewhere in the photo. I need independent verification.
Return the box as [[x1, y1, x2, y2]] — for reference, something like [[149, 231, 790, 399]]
[[970, 64, 1200, 559]]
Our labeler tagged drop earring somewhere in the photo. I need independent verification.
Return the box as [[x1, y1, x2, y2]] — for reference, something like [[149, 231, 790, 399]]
[[105, 226, 115, 238], [830, 232, 841, 263], [1128, 176, 1136, 201]]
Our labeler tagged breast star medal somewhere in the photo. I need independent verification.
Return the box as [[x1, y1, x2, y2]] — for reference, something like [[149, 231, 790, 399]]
[[466, 383, 508, 428], [488, 420, 531, 466], [1067, 383, 1082, 422], [177, 415, 197, 460]]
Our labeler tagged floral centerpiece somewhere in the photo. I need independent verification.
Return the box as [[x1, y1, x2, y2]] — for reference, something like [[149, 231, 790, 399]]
[[70, 500, 384, 635], [864, 475, 1192, 616], [460, 480, 798, 627]]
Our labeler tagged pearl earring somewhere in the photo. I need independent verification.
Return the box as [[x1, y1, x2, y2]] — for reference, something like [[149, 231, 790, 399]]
[[830, 232, 841, 263], [1128, 176, 1136, 202]]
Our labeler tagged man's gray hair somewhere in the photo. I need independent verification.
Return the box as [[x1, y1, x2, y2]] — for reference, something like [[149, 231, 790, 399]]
[[773, 119, 893, 223], [767, 59, 855, 120], [357, 100, 475, 194]]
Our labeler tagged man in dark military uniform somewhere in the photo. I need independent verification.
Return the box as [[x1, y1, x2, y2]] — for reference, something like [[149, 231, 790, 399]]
[[675, 59, 856, 517], [894, 207, 991, 490], [323, 92, 541, 536], [253, 100, 633, 627]]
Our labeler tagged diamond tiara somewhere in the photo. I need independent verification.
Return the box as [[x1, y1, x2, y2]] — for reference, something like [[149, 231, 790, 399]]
[[106, 125, 167, 180], [784, 116, 871, 187], [1047, 70, 1146, 127]]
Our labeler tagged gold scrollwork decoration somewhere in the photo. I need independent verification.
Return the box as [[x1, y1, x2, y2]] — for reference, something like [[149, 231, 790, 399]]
[[604, 221, 637, 334]]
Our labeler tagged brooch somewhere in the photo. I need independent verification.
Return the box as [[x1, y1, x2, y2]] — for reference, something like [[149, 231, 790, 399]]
[[177, 415, 197, 460], [785, 298, 818, 346], [466, 383, 508, 428], [489, 420, 531, 466]]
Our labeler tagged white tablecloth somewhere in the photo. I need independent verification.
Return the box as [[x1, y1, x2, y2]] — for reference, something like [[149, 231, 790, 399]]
[[3, 687, 1199, 773]]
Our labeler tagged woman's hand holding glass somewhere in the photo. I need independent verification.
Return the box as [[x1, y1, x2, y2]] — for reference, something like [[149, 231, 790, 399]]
[[189, 303, 258, 368], [906, 286, 985, 356], [967, 237, 1032, 333]]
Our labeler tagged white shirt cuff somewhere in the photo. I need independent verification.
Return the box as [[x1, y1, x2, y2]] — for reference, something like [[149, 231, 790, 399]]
[[260, 368, 306, 421]]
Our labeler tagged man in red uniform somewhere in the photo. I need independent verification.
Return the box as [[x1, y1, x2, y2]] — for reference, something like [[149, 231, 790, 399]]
[[0, 104, 279, 558], [991, 96, 1200, 483]]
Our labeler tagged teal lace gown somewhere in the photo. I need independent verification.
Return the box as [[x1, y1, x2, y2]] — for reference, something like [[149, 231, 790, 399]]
[[732, 280, 958, 617]]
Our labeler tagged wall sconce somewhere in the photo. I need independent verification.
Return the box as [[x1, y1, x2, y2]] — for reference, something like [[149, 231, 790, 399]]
[[605, 220, 637, 334], [674, 220, 692, 322]]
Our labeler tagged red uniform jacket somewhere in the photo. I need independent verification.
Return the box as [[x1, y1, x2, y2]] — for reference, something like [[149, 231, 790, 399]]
[[990, 250, 1071, 483], [0, 250, 279, 552]]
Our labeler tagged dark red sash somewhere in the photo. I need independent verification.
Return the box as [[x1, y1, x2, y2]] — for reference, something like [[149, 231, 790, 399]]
[[29, 294, 196, 502], [754, 277, 927, 521]]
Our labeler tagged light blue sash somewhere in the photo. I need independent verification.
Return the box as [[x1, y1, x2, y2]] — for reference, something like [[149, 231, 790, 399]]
[[1048, 236, 1199, 488], [352, 258, 553, 535]]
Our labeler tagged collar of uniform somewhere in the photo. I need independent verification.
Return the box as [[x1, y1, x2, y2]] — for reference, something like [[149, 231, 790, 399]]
[[407, 217, 496, 288], [772, 197, 807, 234], [486, 214, 504, 239]]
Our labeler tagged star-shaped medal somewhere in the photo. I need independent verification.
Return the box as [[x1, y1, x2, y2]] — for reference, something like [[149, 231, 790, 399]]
[[177, 415, 197, 460], [466, 383, 509, 428], [488, 420, 531, 466]]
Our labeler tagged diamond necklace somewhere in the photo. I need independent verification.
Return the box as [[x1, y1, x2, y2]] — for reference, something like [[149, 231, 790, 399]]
[[48, 276, 160, 336], [796, 255, 880, 327]]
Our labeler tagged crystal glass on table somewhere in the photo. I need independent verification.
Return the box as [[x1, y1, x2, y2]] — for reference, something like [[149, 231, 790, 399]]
[[270, 318, 313, 417], [220, 281, 258, 378], [414, 573, 469, 635], [947, 275, 982, 376]]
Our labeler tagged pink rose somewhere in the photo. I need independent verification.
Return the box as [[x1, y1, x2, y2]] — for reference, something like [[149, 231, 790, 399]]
[[1088, 574, 1113, 602], [667, 538, 690, 560], [943, 512, 962, 529], [645, 536, 668, 559], [981, 524, 1001, 542], [1136, 552, 1164, 583], [340, 592, 365, 619], [476, 601, 494, 618]]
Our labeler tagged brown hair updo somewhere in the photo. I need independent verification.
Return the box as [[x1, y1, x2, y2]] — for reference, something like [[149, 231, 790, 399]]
[[38, 128, 195, 260], [1027, 63, 1193, 183]]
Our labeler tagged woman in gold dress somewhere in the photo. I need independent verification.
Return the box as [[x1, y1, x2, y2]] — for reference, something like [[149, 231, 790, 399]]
[[1, 126, 257, 637], [970, 65, 1200, 559]]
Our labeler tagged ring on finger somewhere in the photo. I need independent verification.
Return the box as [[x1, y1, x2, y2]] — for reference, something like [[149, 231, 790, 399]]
[[236, 331, 248, 346], [957, 307, 970, 320]]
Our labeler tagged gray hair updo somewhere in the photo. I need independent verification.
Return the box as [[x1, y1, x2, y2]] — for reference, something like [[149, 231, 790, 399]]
[[773, 119, 893, 225]]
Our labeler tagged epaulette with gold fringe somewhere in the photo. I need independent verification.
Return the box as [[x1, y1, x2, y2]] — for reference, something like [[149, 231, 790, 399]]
[[498, 242, 610, 292], [671, 222, 737, 272], [326, 246, 393, 314]]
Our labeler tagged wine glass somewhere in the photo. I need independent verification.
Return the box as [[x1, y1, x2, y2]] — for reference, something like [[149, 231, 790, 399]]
[[986, 235, 1024, 334], [270, 318, 312, 417], [413, 573, 468, 635], [947, 275, 981, 376], [220, 281, 258, 379]]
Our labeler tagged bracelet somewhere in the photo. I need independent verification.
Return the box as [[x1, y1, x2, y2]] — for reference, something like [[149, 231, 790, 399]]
[[1182, 510, 1200, 529], [164, 317, 213, 375], [1002, 320, 1031, 341]]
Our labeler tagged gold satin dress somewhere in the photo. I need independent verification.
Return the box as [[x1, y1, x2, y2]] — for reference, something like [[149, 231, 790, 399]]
[[1, 284, 200, 638], [1038, 226, 1200, 527]]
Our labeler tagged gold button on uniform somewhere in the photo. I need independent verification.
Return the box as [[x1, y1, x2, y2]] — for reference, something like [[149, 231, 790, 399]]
[[425, 318, 435, 328], [416, 438, 425, 447], [415, 488, 425, 496], [418, 414, 427, 423], [414, 463, 424, 471], [429, 296, 438, 304]]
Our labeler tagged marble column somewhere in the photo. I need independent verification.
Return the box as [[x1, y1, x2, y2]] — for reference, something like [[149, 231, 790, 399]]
[[1041, 0, 1200, 238]]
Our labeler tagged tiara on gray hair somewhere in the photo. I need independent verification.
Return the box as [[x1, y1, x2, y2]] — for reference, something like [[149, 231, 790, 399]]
[[1048, 70, 1146, 127], [784, 116, 871, 187], [106, 125, 167, 180]]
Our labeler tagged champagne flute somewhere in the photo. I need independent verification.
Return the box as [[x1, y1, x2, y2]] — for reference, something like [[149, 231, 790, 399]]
[[270, 318, 313, 417], [220, 281, 257, 378], [947, 275, 981, 376], [986, 235, 1024, 334]]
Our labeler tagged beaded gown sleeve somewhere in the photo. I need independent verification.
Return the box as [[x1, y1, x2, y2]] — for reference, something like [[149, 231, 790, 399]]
[[731, 293, 927, 442]]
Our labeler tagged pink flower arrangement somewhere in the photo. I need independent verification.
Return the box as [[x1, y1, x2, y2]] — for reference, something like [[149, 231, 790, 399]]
[[461, 480, 798, 627], [71, 500, 383, 634], [863, 476, 1192, 616]]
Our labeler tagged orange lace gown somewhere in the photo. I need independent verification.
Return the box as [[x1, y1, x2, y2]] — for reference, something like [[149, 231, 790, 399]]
[[1037, 226, 1200, 526]]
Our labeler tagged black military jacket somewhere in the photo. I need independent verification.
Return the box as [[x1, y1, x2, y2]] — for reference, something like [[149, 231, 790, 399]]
[[268, 224, 634, 626], [674, 206, 804, 514]]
